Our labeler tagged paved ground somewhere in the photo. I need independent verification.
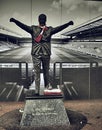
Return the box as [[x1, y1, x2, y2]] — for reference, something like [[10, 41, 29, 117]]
[[0, 99, 102, 130], [64, 99, 102, 130]]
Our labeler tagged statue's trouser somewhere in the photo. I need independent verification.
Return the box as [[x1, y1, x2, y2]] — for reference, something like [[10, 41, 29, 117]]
[[32, 55, 50, 94]]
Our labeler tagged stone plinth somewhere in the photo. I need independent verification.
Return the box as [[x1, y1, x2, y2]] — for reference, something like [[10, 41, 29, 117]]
[[20, 96, 70, 128]]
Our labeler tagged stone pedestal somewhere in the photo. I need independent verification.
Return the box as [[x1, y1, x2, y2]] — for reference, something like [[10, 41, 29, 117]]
[[20, 96, 70, 128]]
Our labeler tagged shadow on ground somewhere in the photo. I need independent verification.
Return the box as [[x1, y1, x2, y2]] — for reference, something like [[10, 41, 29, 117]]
[[0, 108, 87, 130]]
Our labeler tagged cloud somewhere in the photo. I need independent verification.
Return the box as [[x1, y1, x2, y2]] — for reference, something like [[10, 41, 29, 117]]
[[86, 1, 102, 16], [50, 0, 84, 14], [87, 1, 100, 7], [12, 12, 21, 18], [62, 0, 82, 8], [51, 0, 61, 10], [98, 6, 102, 12], [62, 0, 102, 17], [67, 4, 77, 12], [61, 0, 86, 14]]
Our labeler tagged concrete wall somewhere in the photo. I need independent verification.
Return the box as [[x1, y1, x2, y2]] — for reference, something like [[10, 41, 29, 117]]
[[61, 67, 102, 99]]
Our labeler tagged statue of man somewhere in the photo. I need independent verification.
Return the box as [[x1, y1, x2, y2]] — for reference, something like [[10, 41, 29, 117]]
[[10, 14, 74, 95]]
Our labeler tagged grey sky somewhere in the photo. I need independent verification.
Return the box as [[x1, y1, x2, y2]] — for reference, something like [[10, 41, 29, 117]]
[[0, 0, 102, 37]]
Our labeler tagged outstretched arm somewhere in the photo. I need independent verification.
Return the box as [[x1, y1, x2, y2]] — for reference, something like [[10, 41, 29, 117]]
[[51, 21, 74, 35], [10, 18, 32, 34]]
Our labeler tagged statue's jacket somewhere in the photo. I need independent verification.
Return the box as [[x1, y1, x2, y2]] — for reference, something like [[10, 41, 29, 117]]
[[13, 19, 70, 56]]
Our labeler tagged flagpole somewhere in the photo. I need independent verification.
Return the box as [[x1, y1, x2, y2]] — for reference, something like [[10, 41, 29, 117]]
[[31, 0, 32, 25], [60, 0, 62, 39], [60, 0, 62, 25]]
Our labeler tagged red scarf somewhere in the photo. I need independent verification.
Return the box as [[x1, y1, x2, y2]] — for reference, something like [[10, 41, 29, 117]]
[[35, 26, 48, 43]]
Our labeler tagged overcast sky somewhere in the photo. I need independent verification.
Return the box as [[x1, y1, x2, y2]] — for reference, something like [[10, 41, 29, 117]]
[[0, 0, 102, 37]]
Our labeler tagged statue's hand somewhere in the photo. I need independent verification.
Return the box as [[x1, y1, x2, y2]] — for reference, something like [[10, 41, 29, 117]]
[[69, 21, 74, 25], [10, 18, 15, 22]]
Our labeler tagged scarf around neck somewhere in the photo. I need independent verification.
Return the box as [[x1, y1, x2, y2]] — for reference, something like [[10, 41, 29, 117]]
[[35, 26, 48, 43]]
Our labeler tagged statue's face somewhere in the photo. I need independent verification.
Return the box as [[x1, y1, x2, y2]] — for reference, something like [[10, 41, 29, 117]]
[[38, 14, 47, 26]]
